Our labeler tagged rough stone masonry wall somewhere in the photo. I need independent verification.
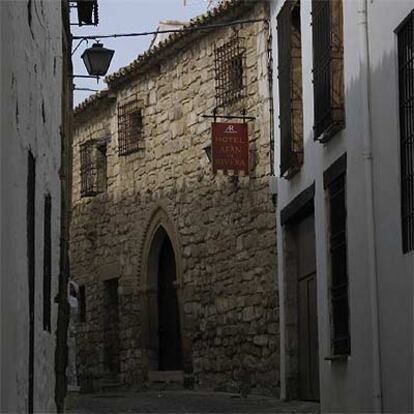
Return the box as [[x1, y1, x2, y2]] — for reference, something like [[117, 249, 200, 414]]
[[70, 2, 279, 396]]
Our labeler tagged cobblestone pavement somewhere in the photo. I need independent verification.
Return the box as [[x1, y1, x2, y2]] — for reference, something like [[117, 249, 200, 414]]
[[67, 391, 320, 413]]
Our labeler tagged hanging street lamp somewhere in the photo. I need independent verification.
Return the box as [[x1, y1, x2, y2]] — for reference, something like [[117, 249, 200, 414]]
[[81, 42, 114, 76]]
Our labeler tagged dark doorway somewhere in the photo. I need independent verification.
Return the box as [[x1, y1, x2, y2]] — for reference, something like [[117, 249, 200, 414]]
[[103, 278, 120, 379], [293, 215, 320, 401], [157, 235, 182, 371]]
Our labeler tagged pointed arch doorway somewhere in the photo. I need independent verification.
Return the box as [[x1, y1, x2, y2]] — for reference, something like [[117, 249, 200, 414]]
[[145, 226, 183, 372]]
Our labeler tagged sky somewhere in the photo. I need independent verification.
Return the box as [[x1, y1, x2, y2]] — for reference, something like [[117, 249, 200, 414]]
[[72, 0, 210, 105]]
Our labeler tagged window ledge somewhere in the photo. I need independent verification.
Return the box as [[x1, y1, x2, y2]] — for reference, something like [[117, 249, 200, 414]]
[[324, 354, 349, 362], [316, 120, 345, 144]]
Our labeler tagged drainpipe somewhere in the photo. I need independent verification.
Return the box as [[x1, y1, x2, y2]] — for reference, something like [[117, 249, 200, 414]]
[[358, 1, 383, 411]]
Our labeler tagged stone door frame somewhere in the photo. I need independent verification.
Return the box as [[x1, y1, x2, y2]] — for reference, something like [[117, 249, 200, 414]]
[[139, 207, 188, 375]]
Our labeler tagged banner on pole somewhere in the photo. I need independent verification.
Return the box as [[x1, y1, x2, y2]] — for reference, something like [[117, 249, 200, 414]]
[[211, 122, 249, 176]]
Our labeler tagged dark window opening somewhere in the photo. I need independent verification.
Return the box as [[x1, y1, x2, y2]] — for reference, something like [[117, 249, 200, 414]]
[[43, 194, 52, 332], [312, 0, 345, 142], [118, 99, 144, 156], [278, 0, 304, 178], [80, 140, 107, 197], [397, 11, 414, 253], [327, 173, 350, 355], [27, 151, 35, 414], [214, 34, 246, 108], [79, 285, 86, 323]]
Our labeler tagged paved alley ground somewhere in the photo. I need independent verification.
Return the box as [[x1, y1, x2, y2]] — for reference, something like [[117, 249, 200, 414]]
[[67, 390, 320, 413]]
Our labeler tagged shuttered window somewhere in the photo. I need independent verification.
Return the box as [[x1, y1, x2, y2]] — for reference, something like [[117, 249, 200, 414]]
[[325, 155, 350, 355], [43, 194, 52, 332], [278, 0, 304, 178], [312, 0, 345, 142], [396, 11, 414, 253]]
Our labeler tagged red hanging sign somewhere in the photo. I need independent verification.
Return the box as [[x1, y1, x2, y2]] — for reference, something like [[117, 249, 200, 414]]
[[211, 122, 249, 176]]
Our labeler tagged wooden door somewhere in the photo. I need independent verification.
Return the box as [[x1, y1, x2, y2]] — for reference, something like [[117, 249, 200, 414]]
[[295, 215, 320, 401], [158, 236, 182, 371]]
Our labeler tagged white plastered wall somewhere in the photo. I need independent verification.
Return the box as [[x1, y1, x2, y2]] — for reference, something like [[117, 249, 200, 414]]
[[270, 0, 413, 412], [0, 1, 62, 412]]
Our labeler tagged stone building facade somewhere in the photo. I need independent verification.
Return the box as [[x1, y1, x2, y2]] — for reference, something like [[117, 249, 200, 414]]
[[71, 0, 279, 395]]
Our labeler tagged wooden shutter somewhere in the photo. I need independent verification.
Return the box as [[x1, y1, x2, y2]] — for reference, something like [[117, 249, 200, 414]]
[[278, 2, 293, 176], [278, 0, 303, 178], [312, 0, 332, 138]]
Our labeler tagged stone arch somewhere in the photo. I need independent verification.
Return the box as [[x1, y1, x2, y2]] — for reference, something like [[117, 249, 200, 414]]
[[139, 206, 188, 375]]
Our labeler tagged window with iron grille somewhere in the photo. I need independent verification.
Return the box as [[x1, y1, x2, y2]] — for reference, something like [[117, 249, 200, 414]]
[[325, 157, 350, 355], [118, 99, 144, 156], [80, 141, 96, 197], [214, 35, 246, 108], [278, 0, 304, 178], [80, 140, 107, 197], [312, 0, 345, 142], [43, 194, 52, 332], [397, 11, 414, 253]]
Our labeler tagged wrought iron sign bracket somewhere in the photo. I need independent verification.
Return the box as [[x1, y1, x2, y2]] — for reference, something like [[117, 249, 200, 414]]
[[201, 111, 256, 123]]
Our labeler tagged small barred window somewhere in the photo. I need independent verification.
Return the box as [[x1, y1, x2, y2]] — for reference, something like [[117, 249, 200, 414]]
[[80, 140, 107, 197], [118, 99, 144, 156], [214, 35, 246, 108], [80, 142, 95, 197]]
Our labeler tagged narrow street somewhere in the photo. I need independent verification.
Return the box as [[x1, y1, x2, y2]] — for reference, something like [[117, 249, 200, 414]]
[[67, 391, 319, 413]]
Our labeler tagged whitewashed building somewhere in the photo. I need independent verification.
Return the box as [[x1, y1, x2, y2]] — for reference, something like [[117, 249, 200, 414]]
[[0, 1, 72, 412], [270, 0, 413, 412]]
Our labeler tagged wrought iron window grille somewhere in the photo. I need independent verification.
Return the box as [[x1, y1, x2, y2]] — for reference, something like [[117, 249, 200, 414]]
[[118, 98, 144, 156], [80, 139, 107, 197], [69, 0, 99, 26], [214, 34, 246, 108], [396, 11, 414, 253], [312, 0, 345, 142], [277, 0, 304, 178], [327, 174, 350, 356]]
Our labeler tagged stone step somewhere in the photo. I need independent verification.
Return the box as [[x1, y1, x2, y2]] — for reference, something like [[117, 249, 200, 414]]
[[147, 370, 185, 391], [148, 370, 184, 383], [100, 381, 123, 392]]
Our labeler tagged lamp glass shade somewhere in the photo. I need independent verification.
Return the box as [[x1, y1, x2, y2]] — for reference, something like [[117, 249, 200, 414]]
[[81, 43, 114, 76], [202, 143, 212, 162]]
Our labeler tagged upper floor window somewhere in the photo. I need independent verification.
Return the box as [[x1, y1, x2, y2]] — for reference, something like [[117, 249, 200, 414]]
[[214, 34, 246, 108], [312, 0, 345, 142], [396, 10, 414, 253], [278, 0, 304, 178], [118, 98, 144, 156], [80, 140, 107, 197]]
